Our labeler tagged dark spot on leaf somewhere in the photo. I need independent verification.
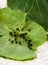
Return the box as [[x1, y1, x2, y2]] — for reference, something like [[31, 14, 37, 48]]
[[14, 34, 16, 37], [20, 33, 27, 38], [28, 40, 31, 42], [14, 38, 16, 41], [15, 41, 18, 44], [24, 33, 27, 35], [8, 39, 11, 41], [29, 43, 32, 46], [16, 28, 20, 31], [11, 40, 14, 43], [23, 36, 25, 39], [28, 29, 30, 32], [0, 35, 3, 37], [9, 32, 13, 36], [28, 41, 32, 50], [19, 41, 21, 45]]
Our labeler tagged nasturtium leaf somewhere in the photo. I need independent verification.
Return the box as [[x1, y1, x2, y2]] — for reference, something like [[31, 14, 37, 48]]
[[0, 7, 47, 61], [23, 21, 47, 50], [0, 7, 26, 30], [0, 36, 36, 60]]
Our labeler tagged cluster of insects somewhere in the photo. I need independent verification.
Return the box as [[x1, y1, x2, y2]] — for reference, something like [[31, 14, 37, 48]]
[[8, 28, 32, 50]]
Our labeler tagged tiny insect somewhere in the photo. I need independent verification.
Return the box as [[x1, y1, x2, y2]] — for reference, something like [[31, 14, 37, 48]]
[[15, 41, 18, 44], [14, 34, 16, 37], [24, 33, 27, 35], [8, 39, 11, 41], [16, 28, 20, 31], [19, 41, 21, 45], [28, 40, 31, 42], [15, 38, 16, 41], [28, 29, 30, 32], [0, 35, 3, 37], [28, 44, 32, 50], [9, 32, 13, 36], [11, 40, 14, 43], [23, 36, 25, 39]]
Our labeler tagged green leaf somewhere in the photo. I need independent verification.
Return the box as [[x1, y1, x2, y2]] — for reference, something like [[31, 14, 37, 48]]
[[0, 7, 47, 61], [7, 0, 48, 31], [0, 7, 26, 30], [23, 21, 47, 50], [0, 8, 36, 60], [0, 36, 36, 60]]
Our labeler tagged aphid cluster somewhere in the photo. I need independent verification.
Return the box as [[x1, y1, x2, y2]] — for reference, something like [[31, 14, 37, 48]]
[[8, 28, 32, 50], [27, 40, 32, 50]]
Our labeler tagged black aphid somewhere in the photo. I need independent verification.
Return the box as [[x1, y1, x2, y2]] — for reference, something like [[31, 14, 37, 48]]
[[28, 29, 30, 32], [28, 44, 32, 50], [28, 40, 32, 49], [19, 41, 21, 45], [9, 32, 13, 36], [15, 38, 16, 41], [24, 33, 27, 35], [20, 33, 27, 38], [0, 35, 3, 37], [20, 34, 24, 37], [8, 39, 11, 41], [16, 28, 20, 31], [23, 36, 25, 39], [11, 40, 14, 43], [29, 43, 32, 46], [14, 34, 16, 37], [28, 40, 31, 42], [15, 41, 18, 44]]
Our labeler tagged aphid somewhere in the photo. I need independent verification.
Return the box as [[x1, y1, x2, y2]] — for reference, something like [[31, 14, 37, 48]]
[[11, 40, 14, 43], [14, 34, 16, 37], [16, 28, 20, 31], [20, 33, 27, 38], [28, 40, 31, 42], [28, 44, 32, 50], [29, 43, 32, 46], [14, 38, 16, 41], [19, 41, 21, 45], [8, 39, 11, 41], [20, 34, 24, 37], [9, 32, 13, 36], [0, 35, 3, 37], [28, 29, 30, 32], [15, 41, 18, 44], [23, 36, 25, 39], [24, 33, 27, 35]]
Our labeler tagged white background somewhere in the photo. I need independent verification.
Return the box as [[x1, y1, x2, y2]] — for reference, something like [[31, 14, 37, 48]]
[[0, 0, 48, 65]]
